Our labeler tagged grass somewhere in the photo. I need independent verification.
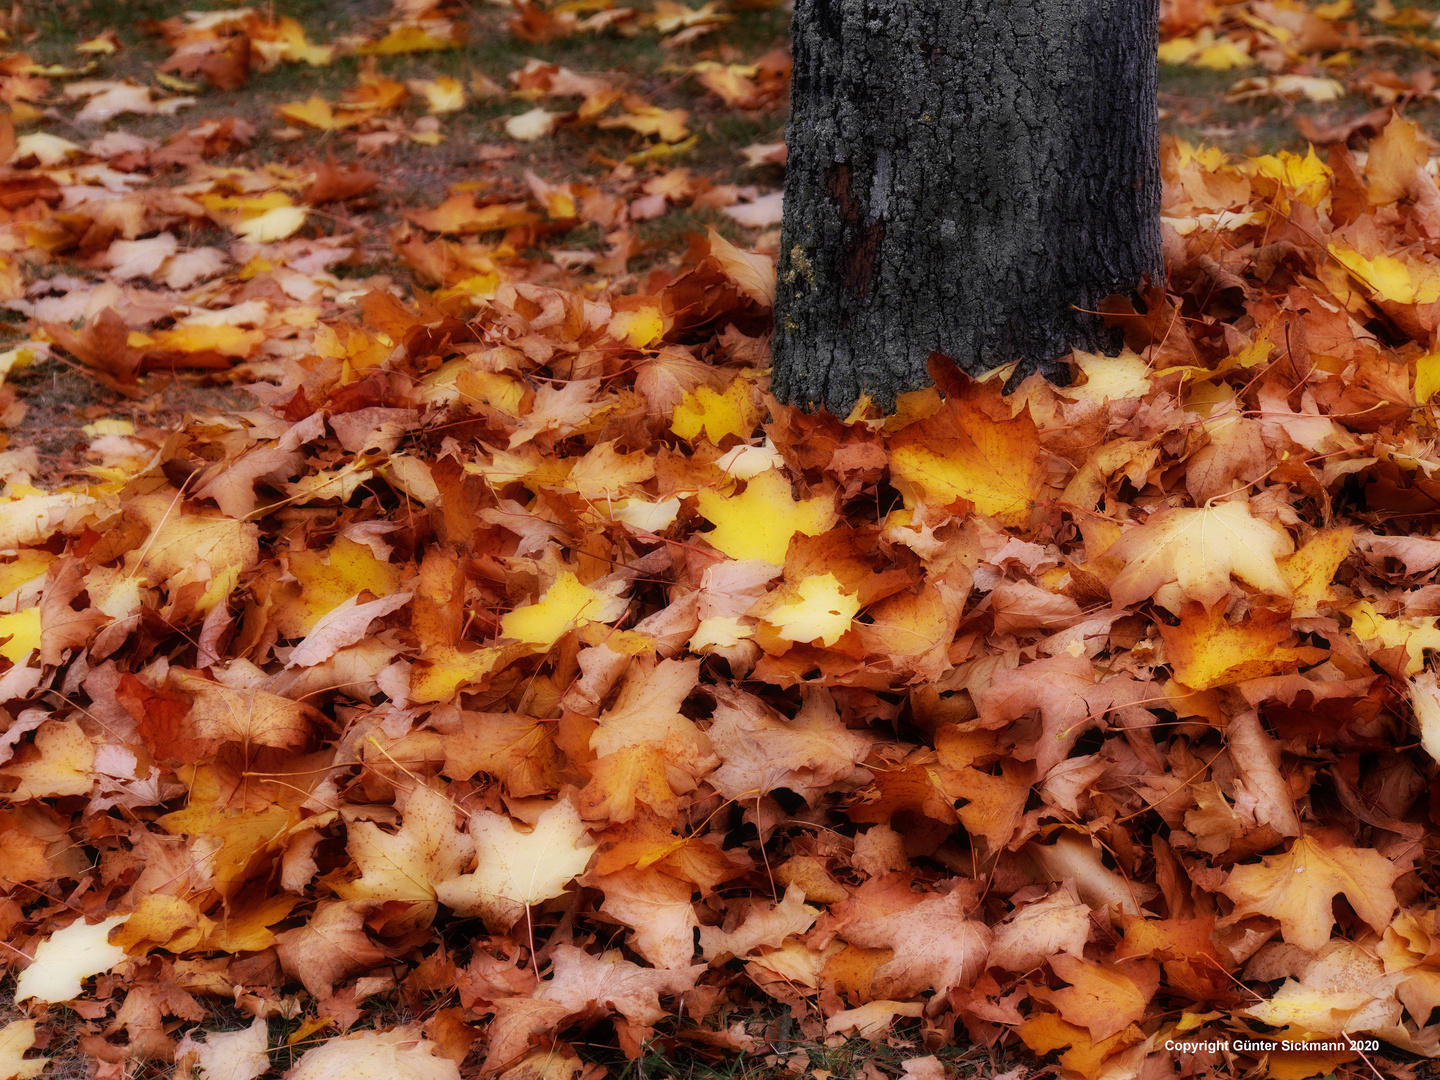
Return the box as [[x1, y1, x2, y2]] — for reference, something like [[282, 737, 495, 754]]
[[577, 1012, 997, 1080]]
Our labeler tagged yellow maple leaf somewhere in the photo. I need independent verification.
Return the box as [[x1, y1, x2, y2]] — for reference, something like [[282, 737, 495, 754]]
[[696, 469, 837, 565], [1248, 146, 1332, 210], [889, 379, 1047, 527], [1159, 604, 1327, 691], [1346, 601, 1440, 675], [1279, 527, 1354, 617], [14, 915, 128, 1003], [202, 893, 300, 953], [0, 605, 40, 663], [610, 304, 667, 348], [598, 102, 690, 143], [1416, 351, 1440, 404], [671, 378, 762, 444], [1018, 1011, 1144, 1080], [254, 16, 334, 66], [1066, 350, 1152, 404], [112, 894, 208, 955], [232, 205, 308, 242], [406, 76, 465, 113], [336, 784, 471, 932], [764, 572, 859, 646], [158, 797, 296, 899], [122, 491, 259, 593], [501, 571, 628, 647], [274, 536, 405, 638], [434, 799, 591, 930], [1326, 243, 1440, 306], [0, 1020, 48, 1079], [148, 324, 266, 357], [1105, 501, 1293, 608], [0, 550, 54, 599], [275, 96, 368, 131], [1221, 835, 1400, 952], [358, 24, 463, 55], [0, 719, 93, 800], [410, 644, 504, 704]]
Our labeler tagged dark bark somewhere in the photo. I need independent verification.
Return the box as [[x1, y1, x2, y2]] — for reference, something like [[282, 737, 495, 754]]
[[773, 0, 1163, 415]]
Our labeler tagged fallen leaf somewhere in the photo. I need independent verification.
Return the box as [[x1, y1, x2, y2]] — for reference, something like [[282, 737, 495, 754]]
[[1221, 835, 1402, 952]]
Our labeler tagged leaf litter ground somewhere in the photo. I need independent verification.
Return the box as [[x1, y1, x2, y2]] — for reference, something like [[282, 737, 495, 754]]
[[7, 3, 1440, 1080]]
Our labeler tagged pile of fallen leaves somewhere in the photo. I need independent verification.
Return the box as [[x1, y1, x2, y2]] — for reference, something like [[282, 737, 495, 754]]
[[7, 3, 1440, 1080]]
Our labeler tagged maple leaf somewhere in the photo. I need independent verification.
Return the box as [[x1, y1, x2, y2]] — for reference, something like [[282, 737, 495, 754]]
[[0, 719, 94, 800], [1347, 601, 1440, 676], [988, 891, 1092, 973], [1105, 500, 1293, 608], [1017, 1012, 1146, 1080], [706, 686, 872, 803], [1242, 942, 1404, 1041], [695, 469, 837, 564], [1029, 833, 1149, 917], [286, 1027, 460, 1080], [539, 942, 703, 1026], [698, 885, 817, 963], [442, 711, 563, 798], [287, 591, 413, 668], [1221, 834, 1402, 952], [14, 914, 128, 1003], [177, 675, 324, 749], [0, 1020, 48, 1080], [889, 369, 1047, 527], [670, 378, 763, 444], [763, 572, 860, 646], [978, 656, 1155, 779], [501, 571, 628, 647], [826, 1000, 925, 1038], [275, 901, 390, 999], [175, 1018, 270, 1080], [590, 658, 717, 774], [578, 745, 678, 823], [336, 784, 471, 930], [1366, 113, 1429, 206], [1281, 526, 1354, 617], [274, 536, 405, 638], [840, 886, 991, 998], [120, 491, 260, 594], [1412, 672, 1440, 765], [1047, 954, 1150, 1042], [435, 799, 591, 930], [593, 866, 700, 969], [1159, 603, 1328, 690]]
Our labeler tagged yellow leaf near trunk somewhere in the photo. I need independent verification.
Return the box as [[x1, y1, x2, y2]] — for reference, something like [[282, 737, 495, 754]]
[[889, 380, 1046, 527], [696, 469, 836, 565], [1105, 501, 1293, 608]]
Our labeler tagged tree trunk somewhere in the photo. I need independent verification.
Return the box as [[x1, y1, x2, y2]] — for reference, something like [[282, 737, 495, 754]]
[[773, 0, 1162, 415]]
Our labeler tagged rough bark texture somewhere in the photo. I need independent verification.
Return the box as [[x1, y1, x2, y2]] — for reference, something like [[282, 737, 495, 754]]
[[773, 0, 1163, 415]]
